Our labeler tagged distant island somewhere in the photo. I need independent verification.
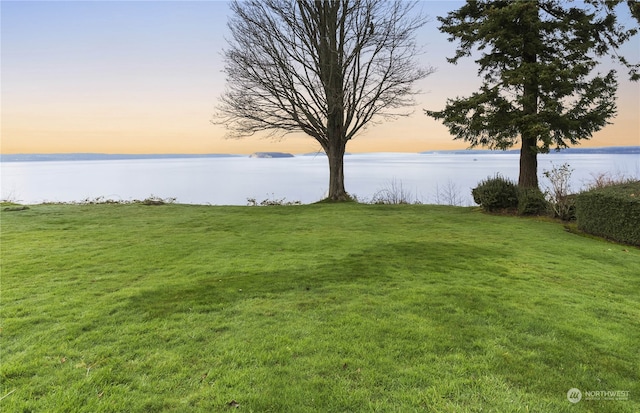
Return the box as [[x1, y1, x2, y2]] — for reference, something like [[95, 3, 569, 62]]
[[249, 152, 294, 158]]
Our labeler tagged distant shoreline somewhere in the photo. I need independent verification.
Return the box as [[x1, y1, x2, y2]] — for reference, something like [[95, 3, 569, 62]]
[[0, 153, 243, 163], [1, 146, 638, 162]]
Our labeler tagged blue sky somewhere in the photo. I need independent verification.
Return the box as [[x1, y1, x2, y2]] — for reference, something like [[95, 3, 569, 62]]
[[1, 0, 638, 154]]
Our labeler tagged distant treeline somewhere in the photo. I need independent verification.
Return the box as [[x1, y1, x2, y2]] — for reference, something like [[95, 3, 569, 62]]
[[420, 146, 640, 155]]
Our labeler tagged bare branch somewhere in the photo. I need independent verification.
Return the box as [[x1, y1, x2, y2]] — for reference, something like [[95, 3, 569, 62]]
[[213, 0, 433, 145]]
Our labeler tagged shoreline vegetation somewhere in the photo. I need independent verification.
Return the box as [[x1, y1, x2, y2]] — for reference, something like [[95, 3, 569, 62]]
[[2, 203, 638, 412], [1, 145, 638, 162]]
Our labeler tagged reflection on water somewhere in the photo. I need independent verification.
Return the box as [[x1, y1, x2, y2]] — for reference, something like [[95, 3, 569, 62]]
[[1, 153, 638, 205]]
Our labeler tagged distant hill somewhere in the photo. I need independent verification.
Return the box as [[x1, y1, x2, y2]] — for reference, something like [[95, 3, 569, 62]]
[[420, 146, 640, 155], [0, 153, 243, 162], [248, 152, 294, 158], [547, 146, 640, 154]]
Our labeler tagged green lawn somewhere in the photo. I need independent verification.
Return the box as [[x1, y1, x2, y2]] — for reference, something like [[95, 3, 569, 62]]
[[1, 203, 638, 412]]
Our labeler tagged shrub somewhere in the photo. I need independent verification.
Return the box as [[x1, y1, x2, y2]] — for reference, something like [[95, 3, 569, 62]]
[[543, 163, 576, 220], [247, 194, 301, 206], [472, 174, 518, 211], [585, 171, 636, 190], [575, 181, 640, 246], [139, 195, 177, 206], [434, 179, 465, 206], [518, 188, 549, 216], [371, 179, 420, 205]]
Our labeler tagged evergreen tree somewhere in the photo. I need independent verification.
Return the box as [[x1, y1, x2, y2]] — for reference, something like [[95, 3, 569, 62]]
[[426, 0, 639, 188]]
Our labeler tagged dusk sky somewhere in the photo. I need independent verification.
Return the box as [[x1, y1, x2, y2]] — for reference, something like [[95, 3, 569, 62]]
[[1, 0, 639, 155]]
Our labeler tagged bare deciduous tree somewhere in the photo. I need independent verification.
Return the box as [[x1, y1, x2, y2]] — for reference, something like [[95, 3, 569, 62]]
[[214, 0, 433, 201]]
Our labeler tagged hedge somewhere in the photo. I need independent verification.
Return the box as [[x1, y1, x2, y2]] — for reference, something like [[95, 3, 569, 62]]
[[575, 181, 640, 246]]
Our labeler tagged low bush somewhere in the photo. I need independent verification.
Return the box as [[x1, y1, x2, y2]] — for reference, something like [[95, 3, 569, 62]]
[[40, 195, 178, 206], [433, 179, 465, 206], [247, 195, 302, 206], [586, 171, 636, 190], [575, 181, 640, 246], [371, 179, 420, 205], [518, 188, 549, 216], [472, 174, 518, 211], [139, 195, 177, 206], [543, 163, 576, 221], [548, 194, 576, 221]]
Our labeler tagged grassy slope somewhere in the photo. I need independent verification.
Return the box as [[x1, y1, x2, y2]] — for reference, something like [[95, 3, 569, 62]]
[[1, 203, 638, 412]]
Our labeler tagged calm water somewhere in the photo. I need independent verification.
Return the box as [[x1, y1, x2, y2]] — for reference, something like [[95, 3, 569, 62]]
[[1, 153, 638, 206]]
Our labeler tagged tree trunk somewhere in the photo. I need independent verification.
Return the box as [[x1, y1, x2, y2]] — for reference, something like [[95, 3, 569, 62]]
[[326, 140, 349, 201], [519, 137, 539, 188], [519, 1, 540, 190], [318, 1, 349, 201]]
